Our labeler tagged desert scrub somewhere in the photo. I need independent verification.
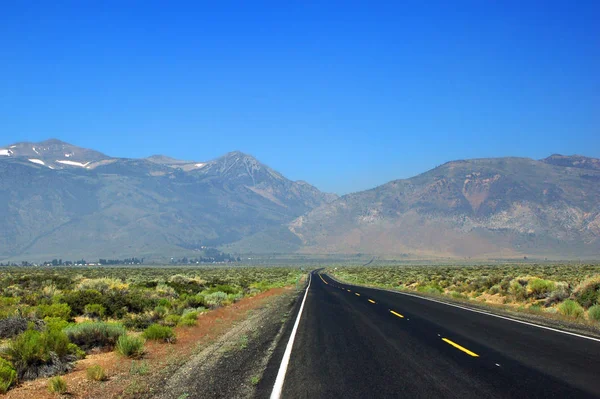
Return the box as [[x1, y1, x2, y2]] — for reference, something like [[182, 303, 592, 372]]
[[573, 276, 600, 309], [115, 334, 145, 358], [64, 321, 126, 351], [122, 312, 156, 331], [83, 303, 106, 319], [163, 314, 181, 327], [86, 364, 107, 381], [178, 311, 199, 327], [2, 326, 80, 379], [588, 305, 600, 322], [416, 284, 443, 295], [527, 278, 555, 299], [203, 291, 228, 308], [142, 324, 175, 342], [0, 358, 17, 393], [34, 303, 72, 321], [557, 300, 585, 319], [48, 375, 67, 394]]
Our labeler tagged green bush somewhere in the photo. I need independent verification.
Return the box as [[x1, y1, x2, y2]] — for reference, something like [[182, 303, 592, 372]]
[[545, 282, 570, 306], [45, 317, 69, 332], [0, 358, 17, 393], [573, 277, 600, 309], [178, 311, 198, 327], [204, 291, 228, 307], [115, 335, 145, 358], [509, 281, 527, 301], [86, 364, 107, 381], [142, 324, 175, 342], [48, 376, 67, 394], [83, 304, 106, 319], [487, 284, 501, 295], [558, 299, 584, 319], [416, 285, 443, 295], [35, 303, 72, 320], [528, 303, 543, 312], [163, 314, 181, 327], [527, 278, 555, 299], [153, 305, 168, 318], [61, 289, 103, 315], [450, 291, 467, 299], [3, 326, 77, 378], [178, 317, 197, 327], [122, 313, 155, 331], [588, 305, 600, 322], [64, 322, 126, 351]]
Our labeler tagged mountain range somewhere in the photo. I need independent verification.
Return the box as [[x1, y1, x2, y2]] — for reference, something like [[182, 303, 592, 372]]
[[1, 139, 598, 260], [0, 139, 336, 261]]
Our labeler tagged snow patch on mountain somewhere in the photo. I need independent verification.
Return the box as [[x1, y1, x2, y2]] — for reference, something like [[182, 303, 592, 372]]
[[0, 149, 12, 156], [28, 159, 45, 166], [56, 160, 90, 167]]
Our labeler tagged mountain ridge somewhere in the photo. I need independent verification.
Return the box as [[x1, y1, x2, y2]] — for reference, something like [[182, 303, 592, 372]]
[[288, 155, 600, 258], [1, 140, 598, 260]]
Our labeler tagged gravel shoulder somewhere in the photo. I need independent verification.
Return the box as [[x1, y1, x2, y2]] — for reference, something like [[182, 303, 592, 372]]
[[151, 285, 301, 399]]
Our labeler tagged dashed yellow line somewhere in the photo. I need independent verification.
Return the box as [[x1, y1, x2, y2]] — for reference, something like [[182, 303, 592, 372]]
[[347, 289, 352, 292], [355, 293, 361, 296], [368, 299, 376, 304], [390, 310, 404, 318], [442, 338, 479, 357]]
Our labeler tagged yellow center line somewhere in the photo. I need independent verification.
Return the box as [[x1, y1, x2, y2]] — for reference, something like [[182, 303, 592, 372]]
[[347, 289, 352, 292], [442, 338, 479, 357], [390, 310, 404, 318], [319, 274, 328, 285], [368, 299, 376, 304], [355, 293, 361, 296]]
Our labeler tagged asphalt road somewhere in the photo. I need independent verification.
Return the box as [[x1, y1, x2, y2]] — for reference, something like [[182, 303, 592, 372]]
[[261, 271, 600, 398]]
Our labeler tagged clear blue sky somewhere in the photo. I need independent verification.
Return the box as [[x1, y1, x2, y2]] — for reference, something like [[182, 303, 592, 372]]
[[1, 1, 598, 194]]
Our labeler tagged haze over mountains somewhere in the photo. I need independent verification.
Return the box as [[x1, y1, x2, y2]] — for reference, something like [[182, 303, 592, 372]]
[[1, 139, 598, 260]]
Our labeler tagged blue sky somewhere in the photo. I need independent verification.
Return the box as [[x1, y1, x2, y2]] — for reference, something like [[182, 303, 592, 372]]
[[1, 1, 598, 194]]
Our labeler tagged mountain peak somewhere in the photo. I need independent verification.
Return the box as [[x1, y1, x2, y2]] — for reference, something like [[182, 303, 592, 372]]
[[0, 139, 109, 168], [39, 138, 70, 146], [219, 150, 255, 160]]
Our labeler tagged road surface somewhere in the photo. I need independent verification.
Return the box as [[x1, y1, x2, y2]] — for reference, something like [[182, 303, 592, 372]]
[[259, 271, 600, 398]]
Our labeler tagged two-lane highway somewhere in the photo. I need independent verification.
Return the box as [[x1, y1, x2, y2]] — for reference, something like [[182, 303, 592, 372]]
[[263, 271, 600, 398]]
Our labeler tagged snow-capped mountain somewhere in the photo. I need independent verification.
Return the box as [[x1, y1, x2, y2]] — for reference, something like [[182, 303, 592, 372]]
[[0, 139, 337, 260]]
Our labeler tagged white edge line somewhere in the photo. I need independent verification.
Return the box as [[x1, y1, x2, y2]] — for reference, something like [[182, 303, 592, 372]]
[[270, 272, 312, 399], [325, 274, 600, 343]]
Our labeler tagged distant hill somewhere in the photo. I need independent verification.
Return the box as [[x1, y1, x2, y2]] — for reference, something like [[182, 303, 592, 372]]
[[289, 156, 600, 258], [0, 140, 337, 260]]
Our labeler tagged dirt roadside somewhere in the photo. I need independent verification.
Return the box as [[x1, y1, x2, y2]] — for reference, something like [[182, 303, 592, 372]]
[[3, 285, 302, 399]]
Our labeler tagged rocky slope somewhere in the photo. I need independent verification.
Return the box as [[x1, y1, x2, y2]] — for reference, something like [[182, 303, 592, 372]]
[[289, 156, 600, 258]]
